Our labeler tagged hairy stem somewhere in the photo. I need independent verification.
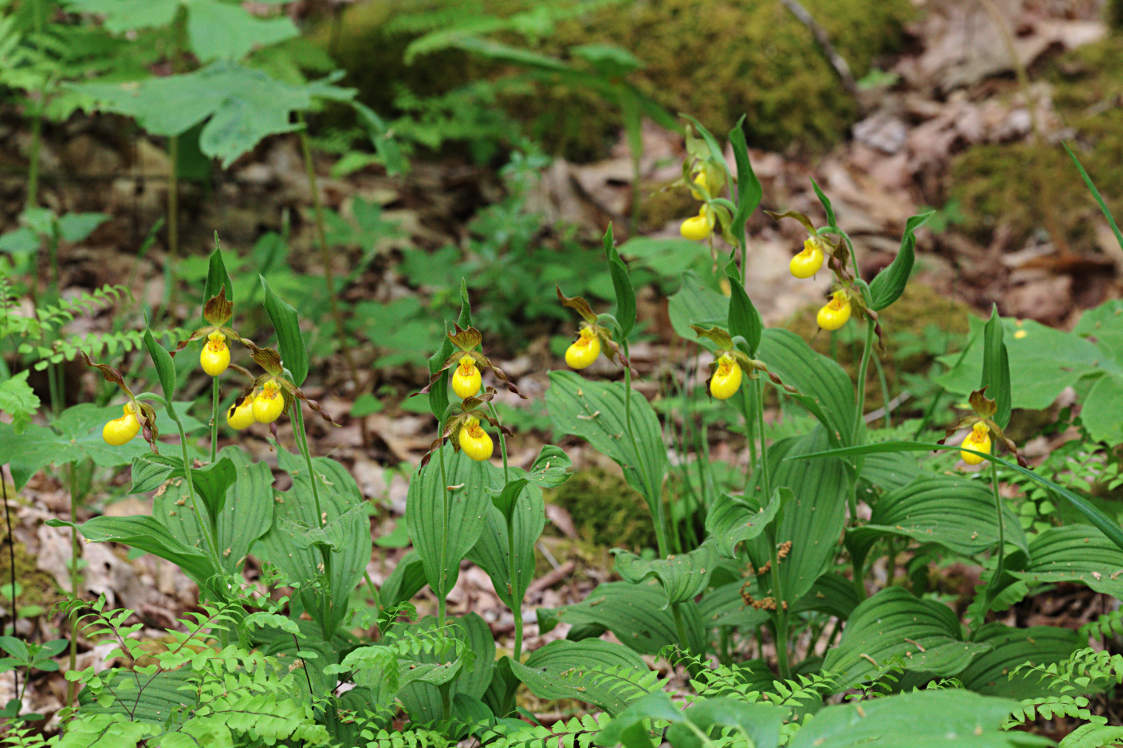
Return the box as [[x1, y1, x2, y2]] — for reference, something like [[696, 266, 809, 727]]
[[2, 469, 18, 700]]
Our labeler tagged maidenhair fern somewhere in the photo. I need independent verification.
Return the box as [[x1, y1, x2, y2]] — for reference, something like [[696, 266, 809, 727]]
[[481, 713, 609, 748]]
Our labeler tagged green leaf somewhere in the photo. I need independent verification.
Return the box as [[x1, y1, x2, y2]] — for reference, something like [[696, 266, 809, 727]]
[[452, 613, 495, 700], [190, 457, 236, 521], [728, 119, 762, 244], [552, 581, 685, 655], [981, 305, 1011, 429], [260, 275, 308, 386], [254, 450, 370, 632], [0, 403, 203, 489], [204, 245, 234, 309], [810, 179, 836, 228], [508, 639, 654, 715], [668, 273, 727, 345], [379, 551, 426, 608], [766, 429, 849, 602], [726, 262, 762, 356], [353, 102, 408, 177], [868, 211, 931, 311], [679, 115, 726, 167], [143, 328, 176, 398], [1080, 372, 1123, 445], [524, 444, 571, 488], [597, 691, 685, 747], [789, 690, 1045, 748], [605, 225, 636, 339], [468, 481, 544, 610], [1064, 142, 1123, 253], [795, 441, 1123, 553], [705, 490, 780, 558], [669, 698, 787, 748], [546, 371, 667, 515], [0, 371, 40, 431], [57, 212, 109, 243], [959, 623, 1081, 698], [823, 587, 989, 687], [849, 475, 1026, 560], [63, 0, 178, 33], [1011, 524, 1123, 598], [155, 449, 272, 574], [406, 444, 498, 601], [613, 540, 719, 605], [757, 329, 855, 445], [185, 0, 298, 62], [76, 516, 219, 589]]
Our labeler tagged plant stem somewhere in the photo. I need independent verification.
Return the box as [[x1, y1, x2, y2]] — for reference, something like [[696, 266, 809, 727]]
[[487, 402, 523, 660], [853, 319, 875, 442], [169, 406, 220, 570], [293, 403, 335, 635], [671, 602, 690, 651], [873, 352, 892, 428], [436, 445, 450, 628], [209, 378, 219, 464], [986, 458, 1006, 610], [297, 122, 362, 400], [1, 468, 18, 700], [624, 361, 670, 557], [66, 462, 80, 707]]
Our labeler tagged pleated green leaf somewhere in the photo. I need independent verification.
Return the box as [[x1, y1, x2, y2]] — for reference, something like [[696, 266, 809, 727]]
[[668, 272, 727, 345], [959, 623, 1082, 698], [705, 490, 780, 558], [757, 329, 855, 445], [546, 371, 667, 510], [261, 275, 308, 386], [613, 540, 718, 606], [76, 516, 219, 589], [849, 475, 1026, 559], [868, 211, 932, 311], [981, 305, 1012, 429], [552, 581, 686, 655], [1011, 524, 1123, 598], [406, 444, 498, 600], [509, 639, 654, 715], [824, 587, 989, 688], [468, 481, 545, 609]]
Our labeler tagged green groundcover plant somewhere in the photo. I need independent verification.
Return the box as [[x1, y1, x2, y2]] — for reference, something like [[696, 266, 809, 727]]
[[2, 111, 1123, 747]]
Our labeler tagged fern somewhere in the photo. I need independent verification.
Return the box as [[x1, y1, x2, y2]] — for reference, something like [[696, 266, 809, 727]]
[[1013, 647, 1123, 698], [482, 713, 609, 748], [1080, 608, 1123, 641], [1059, 721, 1123, 748], [358, 727, 455, 747]]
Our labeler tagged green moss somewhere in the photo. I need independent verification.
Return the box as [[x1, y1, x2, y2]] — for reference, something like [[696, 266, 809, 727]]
[[552, 0, 914, 156], [0, 538, 62, 613], [637, 178, 700, 233], [544, 467, 657, 552], [949, 36, 1123, 247]]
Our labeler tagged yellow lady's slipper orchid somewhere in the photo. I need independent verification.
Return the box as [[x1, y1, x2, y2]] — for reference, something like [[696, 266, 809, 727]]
[[565, 327, 601, 369], [200, 331, 230, 377], [790, 238, 825, 279], [960, 422, 992, 465], [458, 417, 494, 461], [227, 395, 256, 431], [451, 355, 482, 399], [252, 379, 284, 424], [680, 205, 715, 241], [102, 403, 140, 446], [816, 290, 852, 331], [709, 353, 743, 400]]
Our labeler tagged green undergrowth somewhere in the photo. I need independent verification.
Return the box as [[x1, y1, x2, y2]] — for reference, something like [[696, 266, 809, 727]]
[[949, 35, 1123, 248], [544, 466, 657, 551]]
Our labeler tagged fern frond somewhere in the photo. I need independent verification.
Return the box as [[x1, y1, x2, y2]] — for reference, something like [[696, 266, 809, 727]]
[[1059, 720, 1123, 748], [1013, 647, 1123, 698], [1080, 608, 1123, 641], [359, 726, 455, 747], [1004, 693, 1096, 729], [481, 713, 608, 748]]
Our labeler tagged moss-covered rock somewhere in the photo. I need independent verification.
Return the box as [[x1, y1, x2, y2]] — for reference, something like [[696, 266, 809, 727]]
[[948, 36, 1123, 248], [318, 0, 913, 161]]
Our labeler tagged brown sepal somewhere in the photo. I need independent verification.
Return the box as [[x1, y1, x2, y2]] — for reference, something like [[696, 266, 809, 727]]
[[766, 209, 816, 235], [80, 353, 131, 395], [475, 353, 526, 399], [292, 389, 341, 428], [968, 388, 998, 419], [691, 325, 733, 351], [203, 287, 233, 327], [556, 286, 598, 325], [448, 325, 482, 352], [248, 344, 284, 377]]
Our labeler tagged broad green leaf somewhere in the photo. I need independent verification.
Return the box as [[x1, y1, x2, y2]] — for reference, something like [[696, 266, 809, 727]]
[[379, 551, 426, 608], [619, 237, 709, 277], [810, 179, 837, 227], [1074, 298, 1123, 367], [824, 587, 988, 687], [0, 402, 202, 489], [260, 276, 308, 386], [452, 613, 495, 700], [552, 581, 687, 655], [524, 444, 571, 488], [613, 540, 718, 605], [790, 573, 861, 620], [76, 515, 219, 589], [406, 444, 497, 601], [936, 315, 1102, 411], [508, 639, 654, 715], [791, 440, 1123, 553], [1080, 372, 1123, 445], [848, 475, 1026, 560], [546, 371, 667, 512], [766, 429, 849, 602], [143, 329, 176, 398], [789, 690, 1046, 748], [959, 623, 1081, 698], [190, 457, 236, 521], [155, 448, 273, 574], [869, 211, 931, 311], [186, 0, 297, 62], [76, 667, 195, 725], [728, 119, 762, 244], [57, 212, 109, 243], [726, 262, 762, 356], [597, 691, 685, 747], [254, 450, 370, 632], [73, 62, 353, 167], [204, 246, 234, 309], [64, 0, 178, 33], [757, 329, 855, 445], [981, 305, 1011, 429], [1010, 524, 1123, 598], [0, 371, 39, 431], [604, 225, 636, 339], [668, 698, 787, 748], [705, 490, 779, 558], [468, 481, 544, 609], [668, 273, 727, 345], [698, 580, 770, 630]]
